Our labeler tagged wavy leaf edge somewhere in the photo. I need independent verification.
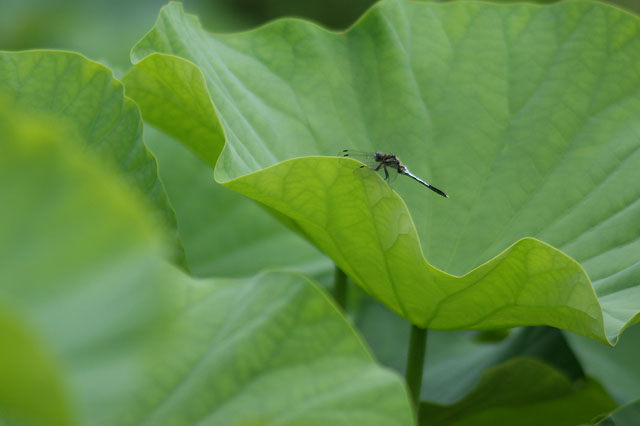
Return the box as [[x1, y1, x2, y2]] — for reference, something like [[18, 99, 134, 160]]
[[124, 0, 640, 345]]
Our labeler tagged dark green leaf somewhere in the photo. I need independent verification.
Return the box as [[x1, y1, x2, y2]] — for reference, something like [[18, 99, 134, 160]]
[[419, 358, 616, 426], [566, 323, 640, 403], [594, 399, 640, 426]]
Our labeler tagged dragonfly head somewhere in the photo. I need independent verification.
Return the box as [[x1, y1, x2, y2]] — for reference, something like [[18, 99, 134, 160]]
[[373, 152, 385, 161]]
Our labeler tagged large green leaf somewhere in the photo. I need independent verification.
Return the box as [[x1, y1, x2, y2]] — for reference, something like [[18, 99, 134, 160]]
[[124, 0, 640, 343], [146, 126, 332, 279], [0, 104, 169, 426], [418, 358, 616, 426], [435, 0, 640, 17], [0, 106, 413, 425], [121, 270, 414, 426], [0, 50, 186, 267]]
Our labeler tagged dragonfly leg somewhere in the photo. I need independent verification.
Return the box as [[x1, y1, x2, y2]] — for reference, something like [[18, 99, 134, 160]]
[[383, 166, 389, 181]]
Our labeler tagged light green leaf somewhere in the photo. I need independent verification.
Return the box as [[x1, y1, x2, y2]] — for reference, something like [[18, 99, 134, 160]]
[[0, 306, 72, 426], [125, 0, 640, 343], [121, 270, 414, 426], [419, 358, 616, 426], [0, 50, 186, 267], [146, 126, 332, 279], [0, 104, 169, 426], [0, 105, 413, 425]]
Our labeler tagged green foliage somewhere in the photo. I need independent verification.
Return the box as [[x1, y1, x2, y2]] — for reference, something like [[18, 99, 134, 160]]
[[123, 271, 413, 426], [0, 104, 169, 425], [0, 307, 72, 426], [146, 127, 329, 279], [125, 0, 640, 344], [2, 0, 640, 424], [419, 358, 616, 426], [0, 50, 187, 267], [566, 323, 640, 403], [595, 398, 640, 426], [0, 56, 412, 424], [357, 299, 588, 403]]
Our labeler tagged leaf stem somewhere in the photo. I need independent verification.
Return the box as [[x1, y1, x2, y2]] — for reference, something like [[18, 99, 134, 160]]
[[332, 265, 347, 309], [405, 324, 427, 408]]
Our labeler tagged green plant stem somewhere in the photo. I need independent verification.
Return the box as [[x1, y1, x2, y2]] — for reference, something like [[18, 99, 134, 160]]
[[405, 324, 427, 408], [332, 266, 347, 309]]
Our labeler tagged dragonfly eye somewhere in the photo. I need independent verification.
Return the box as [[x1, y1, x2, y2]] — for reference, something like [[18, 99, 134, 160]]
[[374, 152, 383, 161]]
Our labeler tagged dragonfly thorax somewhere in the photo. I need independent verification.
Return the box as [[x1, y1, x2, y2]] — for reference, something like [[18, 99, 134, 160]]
[[374, 152, 399, 165]]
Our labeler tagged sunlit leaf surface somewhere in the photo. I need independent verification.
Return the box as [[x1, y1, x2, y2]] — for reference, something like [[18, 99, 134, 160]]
[[125, 0, 640, 343]]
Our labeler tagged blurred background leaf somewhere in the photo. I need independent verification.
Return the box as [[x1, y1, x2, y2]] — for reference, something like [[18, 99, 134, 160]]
[[0, 103, 170, 426], [356, 297, 589, 404], [119, 270, 414, 426], [418, 358, 616, 426], [565, 323, 640, 403], [0, 50, 187, 268], [1, 0, 638, 73], [0, 0, 378, 73], [426, 0, 639, 14], [147, 126, 333, 281], [594, 398, 640, 426], [0, 104, 413, 425]]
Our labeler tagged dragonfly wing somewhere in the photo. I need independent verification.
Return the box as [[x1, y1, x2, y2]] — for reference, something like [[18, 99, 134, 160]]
[[386, 165, 399, 183], [340, 150, 379, 168]]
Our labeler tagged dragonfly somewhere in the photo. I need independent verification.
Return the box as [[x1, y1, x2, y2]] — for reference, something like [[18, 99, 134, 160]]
[[341, 150, 448, 198]]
